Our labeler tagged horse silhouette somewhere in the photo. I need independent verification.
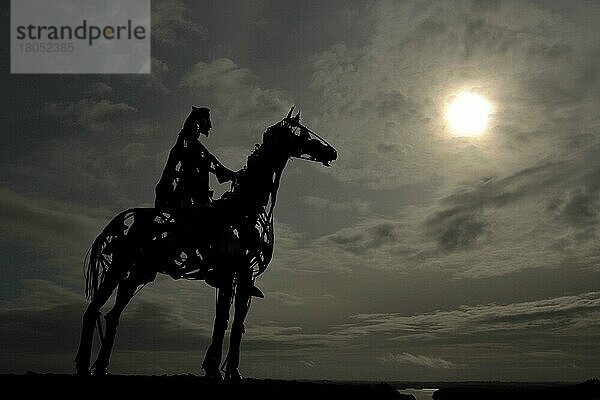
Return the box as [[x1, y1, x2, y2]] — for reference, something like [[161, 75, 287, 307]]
[[75, 108, 338, 379]]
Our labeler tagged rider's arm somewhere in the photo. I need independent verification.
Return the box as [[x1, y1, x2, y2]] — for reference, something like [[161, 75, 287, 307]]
[[212, 160, 237, 183], [198, 142, 237, 183]]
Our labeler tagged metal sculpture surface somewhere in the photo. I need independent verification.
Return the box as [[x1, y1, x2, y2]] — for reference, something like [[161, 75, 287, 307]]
[[75, 107, 337, 380]]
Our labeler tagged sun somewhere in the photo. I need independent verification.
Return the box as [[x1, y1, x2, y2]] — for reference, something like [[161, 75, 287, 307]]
[[446, 92, 491, 137]]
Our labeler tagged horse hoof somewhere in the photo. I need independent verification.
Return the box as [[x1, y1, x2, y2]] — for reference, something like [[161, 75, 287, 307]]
[[93, 367, 109, 376], [203, 367, 223, 382], [76, 368, 91, 376], [225, 369, 242, 382]]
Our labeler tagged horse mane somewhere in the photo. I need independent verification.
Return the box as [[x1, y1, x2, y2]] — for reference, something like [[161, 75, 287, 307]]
[[231, 122, 280, 192], [227, 122, 284, 218], [240, 122, 281, 174]]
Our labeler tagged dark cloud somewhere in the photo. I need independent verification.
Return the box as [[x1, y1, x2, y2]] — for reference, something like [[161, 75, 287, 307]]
[[152, 0, 207, 46], [423, 172, 530, 251], [327, 222, 399, 254], [432, 212, 488, 251], [463, 18, 519, 59], [109, 300, 212, 351], [560, 185, 600, 235], [362, 90, 418, 118], [0, 280, 213, 361], [44, 99, 137, 133], [0, 188, 103, 269], [85, 82, 113, 97], [0, 303, 84, 354]]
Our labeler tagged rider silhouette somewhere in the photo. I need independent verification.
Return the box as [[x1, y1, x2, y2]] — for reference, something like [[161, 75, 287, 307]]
[[154, 106, 237, 282], [155, 107, 236, 211]]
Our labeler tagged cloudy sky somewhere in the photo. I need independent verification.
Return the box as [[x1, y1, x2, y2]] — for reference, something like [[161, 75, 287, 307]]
[[2, 0, 600, 381]]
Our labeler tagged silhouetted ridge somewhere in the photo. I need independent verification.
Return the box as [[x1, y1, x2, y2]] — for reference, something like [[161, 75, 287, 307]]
[[0, 374, 412, 400]]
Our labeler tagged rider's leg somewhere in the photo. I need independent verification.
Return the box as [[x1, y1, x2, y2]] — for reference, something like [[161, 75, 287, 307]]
[[202, 283, 233, 378]]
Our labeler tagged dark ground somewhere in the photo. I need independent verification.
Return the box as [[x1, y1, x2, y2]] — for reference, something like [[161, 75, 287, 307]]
[[429, 379, 600, 400], [0, 373, 412, 400]]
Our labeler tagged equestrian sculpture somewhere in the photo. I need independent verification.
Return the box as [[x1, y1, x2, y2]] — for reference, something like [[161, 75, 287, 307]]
[[75, 107, 337, 380]]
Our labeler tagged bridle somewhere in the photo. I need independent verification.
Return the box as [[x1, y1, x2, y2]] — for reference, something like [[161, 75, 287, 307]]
[[284, 118, 336, 165]]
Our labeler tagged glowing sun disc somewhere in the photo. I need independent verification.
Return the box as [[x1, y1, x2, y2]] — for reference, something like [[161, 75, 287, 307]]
[[446, 92, 491, 137]]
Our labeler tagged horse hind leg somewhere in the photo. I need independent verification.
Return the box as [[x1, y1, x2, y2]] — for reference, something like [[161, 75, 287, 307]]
[[92, 277, 140, 375], [75, 273, 120, 375]]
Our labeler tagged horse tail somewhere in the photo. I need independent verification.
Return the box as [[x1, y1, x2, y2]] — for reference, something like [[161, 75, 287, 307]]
[[84, 232, 107, 301], [85, 209, 136, 300]]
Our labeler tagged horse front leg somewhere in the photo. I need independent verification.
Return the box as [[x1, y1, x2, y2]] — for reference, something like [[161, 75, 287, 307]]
[[224, 273, 253, 381], [202, 283, 233, 380]]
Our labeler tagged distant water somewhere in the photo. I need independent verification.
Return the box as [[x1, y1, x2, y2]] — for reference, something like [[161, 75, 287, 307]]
[[397, 388, 437, 400]]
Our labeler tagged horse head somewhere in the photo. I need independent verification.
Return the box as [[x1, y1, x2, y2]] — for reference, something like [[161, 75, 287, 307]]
[[266, 107, 338, 167], [227, 107, 337, 220]]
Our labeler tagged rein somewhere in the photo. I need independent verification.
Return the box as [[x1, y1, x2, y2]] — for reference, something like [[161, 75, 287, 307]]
[[290, 121, 335, 164]]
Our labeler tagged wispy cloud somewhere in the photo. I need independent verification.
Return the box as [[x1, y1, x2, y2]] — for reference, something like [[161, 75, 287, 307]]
[[380, 352, 459, 369], [336, 292, 600, 342]]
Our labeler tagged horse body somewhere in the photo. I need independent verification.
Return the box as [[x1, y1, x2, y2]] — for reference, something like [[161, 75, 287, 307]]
[[75, 111, 337, 378]]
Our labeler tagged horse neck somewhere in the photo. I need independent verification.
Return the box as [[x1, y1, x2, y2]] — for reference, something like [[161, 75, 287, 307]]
[[233, 140, 288, 218]]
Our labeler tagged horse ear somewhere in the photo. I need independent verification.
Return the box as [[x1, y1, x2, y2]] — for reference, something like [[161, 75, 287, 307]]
[[294, 111, 301, 122], [287, 106, 295, 119]]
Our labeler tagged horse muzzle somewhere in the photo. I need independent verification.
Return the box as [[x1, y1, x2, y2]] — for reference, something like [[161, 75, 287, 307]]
[[322, 146, 338, 166]]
